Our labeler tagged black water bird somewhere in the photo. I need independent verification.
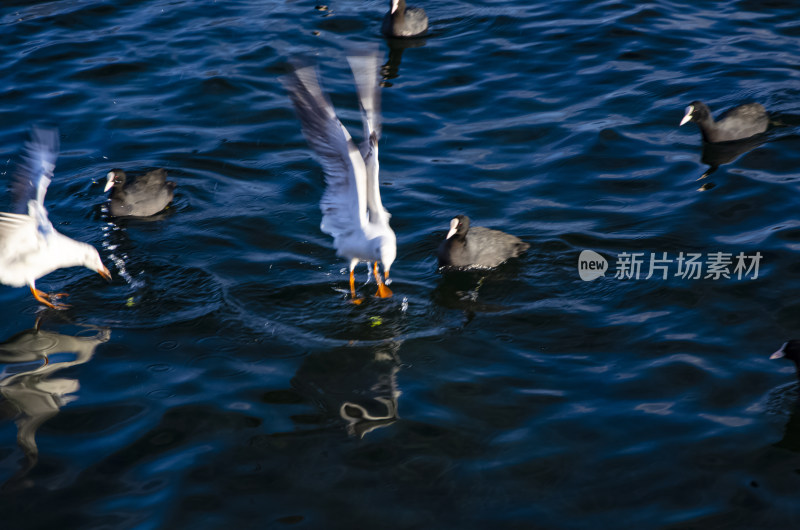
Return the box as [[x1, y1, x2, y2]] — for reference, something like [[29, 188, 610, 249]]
[[680, 101, 768, 143], [105, 168, 176, 217], [438, 215, 529, 269], [769, 340, 800, 452], [382, 0, 428, 38], [771, 341, 800, 375]]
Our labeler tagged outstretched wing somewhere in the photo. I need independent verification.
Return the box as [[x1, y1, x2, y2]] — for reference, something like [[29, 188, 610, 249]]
[[348, 52, 382, 147], [285, 64, 368, 238], [11, 126, 59, 236], [347, 52, 390, 226]]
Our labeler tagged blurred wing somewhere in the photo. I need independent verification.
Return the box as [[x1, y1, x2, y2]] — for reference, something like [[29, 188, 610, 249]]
[[347, 53, 390, 226], [0, 212, 41, 264], [347, 52, 382, 145], [285, 64, 368, 237], [11, 126, 59, 236]]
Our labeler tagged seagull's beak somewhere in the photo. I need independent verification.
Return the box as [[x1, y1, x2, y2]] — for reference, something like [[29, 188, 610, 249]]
[[679, 106, 694, 126], [97, 265, 112, 281], [770, 347, 786, 360], [103, 176, 115, 192]]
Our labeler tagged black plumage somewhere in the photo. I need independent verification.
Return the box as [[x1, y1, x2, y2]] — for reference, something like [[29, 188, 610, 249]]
[[680, 101, 768, 143], [381, 0, 428, 38], [438, 215, 529, 269], [105, 169, 176, 217]]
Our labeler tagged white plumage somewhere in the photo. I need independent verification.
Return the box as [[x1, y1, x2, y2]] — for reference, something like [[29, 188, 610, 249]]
[[286, 52, 396, 303], [0, 126, 111, 309]]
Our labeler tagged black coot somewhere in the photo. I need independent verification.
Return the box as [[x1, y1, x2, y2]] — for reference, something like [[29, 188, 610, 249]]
[[680, 101, 768, 143], [771, 340, 800, 376], [382, 0, 428, 38], [438, 215, 529, 269], [105, 168, 176, 217]]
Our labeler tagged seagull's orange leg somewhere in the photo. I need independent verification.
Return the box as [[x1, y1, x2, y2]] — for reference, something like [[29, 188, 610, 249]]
[[29, 285, 70, 310], [349, 269, 363, 305], [373, 263, 393, 298], [30, 286, 56, 309]]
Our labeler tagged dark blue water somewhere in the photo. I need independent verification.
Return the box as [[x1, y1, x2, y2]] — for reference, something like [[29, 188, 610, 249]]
[[3, 0, 800, 527]]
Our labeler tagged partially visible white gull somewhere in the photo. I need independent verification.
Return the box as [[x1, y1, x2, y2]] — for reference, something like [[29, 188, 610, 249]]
[[286, 52, 396, 303], [0, 126, 111, 309]]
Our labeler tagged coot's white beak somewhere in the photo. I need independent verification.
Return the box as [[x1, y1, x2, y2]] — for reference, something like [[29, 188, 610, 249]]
[[446, 218, 458, 239], [391, 0, 400, 14], [104, 172, 115, 192], [770, 342, 787, 360], [679, 105, 694, 126]]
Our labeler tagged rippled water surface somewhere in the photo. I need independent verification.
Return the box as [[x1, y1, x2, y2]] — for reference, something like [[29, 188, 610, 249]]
[[3, 0, 800, 527]]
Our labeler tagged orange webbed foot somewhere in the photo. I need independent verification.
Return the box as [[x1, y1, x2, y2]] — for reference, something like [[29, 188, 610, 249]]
[[372, 263, 393, 299], [30, 287, 71, 310], [375, 283, 393, 298]]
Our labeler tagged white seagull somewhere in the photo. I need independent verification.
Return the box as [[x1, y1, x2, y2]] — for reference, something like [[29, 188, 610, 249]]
[[0, 126, 111, 309], [286, 52, 396, 303]]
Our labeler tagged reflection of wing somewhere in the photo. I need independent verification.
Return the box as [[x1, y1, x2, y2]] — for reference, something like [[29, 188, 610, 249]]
[[340, 394, 398, 439], [11, 126, 59, 236], [347, 53, 390, 227], [0, 328, 109, 366], [0, 325, 108, 483], [285, 65, 367, 239]]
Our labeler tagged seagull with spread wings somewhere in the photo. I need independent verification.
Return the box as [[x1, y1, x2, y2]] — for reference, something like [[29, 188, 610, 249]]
[[0, 126, 111, 309], [286, 52, 396, 303]]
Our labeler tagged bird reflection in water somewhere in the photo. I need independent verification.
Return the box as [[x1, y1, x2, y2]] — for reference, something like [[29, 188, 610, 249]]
[[339, 347, 401, 438], [0, 316, 109, 487], [380, 36, 427, 86], [291, 340, 402, 439], [695, 136, 767, 190]]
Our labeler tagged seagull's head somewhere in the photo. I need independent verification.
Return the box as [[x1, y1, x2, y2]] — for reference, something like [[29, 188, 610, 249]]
[[81, 245, 112, 281], [104, 169, 127, 192]]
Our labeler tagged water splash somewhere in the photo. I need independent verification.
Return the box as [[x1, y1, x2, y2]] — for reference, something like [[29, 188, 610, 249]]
[[100, 205, 145, 290]]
